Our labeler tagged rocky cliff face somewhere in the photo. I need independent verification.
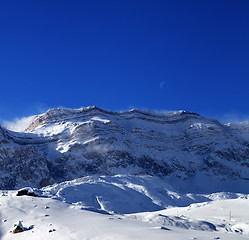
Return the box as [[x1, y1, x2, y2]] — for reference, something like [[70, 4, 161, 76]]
[[0, 126, 52, 189], [1, 106, 249, 189]]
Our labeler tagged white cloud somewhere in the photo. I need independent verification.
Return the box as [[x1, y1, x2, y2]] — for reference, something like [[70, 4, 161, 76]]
[[211, 112, 249, 124], [3, 115, 37, 132]]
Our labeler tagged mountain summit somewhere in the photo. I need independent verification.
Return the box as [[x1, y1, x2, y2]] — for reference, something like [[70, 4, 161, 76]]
[[1, 107, 249, 190]]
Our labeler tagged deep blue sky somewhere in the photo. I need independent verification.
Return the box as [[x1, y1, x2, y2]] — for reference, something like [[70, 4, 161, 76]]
[[0, 0, 248, 123]]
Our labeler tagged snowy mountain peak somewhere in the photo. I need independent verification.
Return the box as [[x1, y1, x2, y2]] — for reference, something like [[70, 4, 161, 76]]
[[1, 107, 249, 190], [25, 106, 204, 133]]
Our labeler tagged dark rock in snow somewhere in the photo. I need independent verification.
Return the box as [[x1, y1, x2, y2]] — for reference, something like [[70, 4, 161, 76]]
[[16, 188, 38, 197], [12, 221, 24, 234]]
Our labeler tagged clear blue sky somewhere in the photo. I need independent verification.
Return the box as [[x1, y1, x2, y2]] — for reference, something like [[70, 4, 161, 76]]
[[0, 0, 248, 123]]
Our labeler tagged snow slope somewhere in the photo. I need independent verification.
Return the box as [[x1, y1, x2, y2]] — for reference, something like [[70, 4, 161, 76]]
[[1, 189, 249, 240], [131, 197, 249, 236], [41, 175, 248, 214]]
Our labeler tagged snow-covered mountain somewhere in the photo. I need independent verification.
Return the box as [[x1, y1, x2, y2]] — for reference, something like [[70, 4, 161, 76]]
[[1, 106, 249, 190], [2, 107, 249, 239]]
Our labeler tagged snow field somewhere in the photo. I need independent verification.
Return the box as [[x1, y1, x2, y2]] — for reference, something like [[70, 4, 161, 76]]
[[1, 192, 249, 240]]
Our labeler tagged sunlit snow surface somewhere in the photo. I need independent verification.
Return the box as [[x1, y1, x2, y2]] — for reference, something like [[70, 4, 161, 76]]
[[1, 176, 249, 240]]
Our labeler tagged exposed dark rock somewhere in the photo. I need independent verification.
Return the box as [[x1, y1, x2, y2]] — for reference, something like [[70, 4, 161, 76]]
[[12, 225, 23, 234], [16, 189, 38, 197], [12, 221, 24, 234]]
